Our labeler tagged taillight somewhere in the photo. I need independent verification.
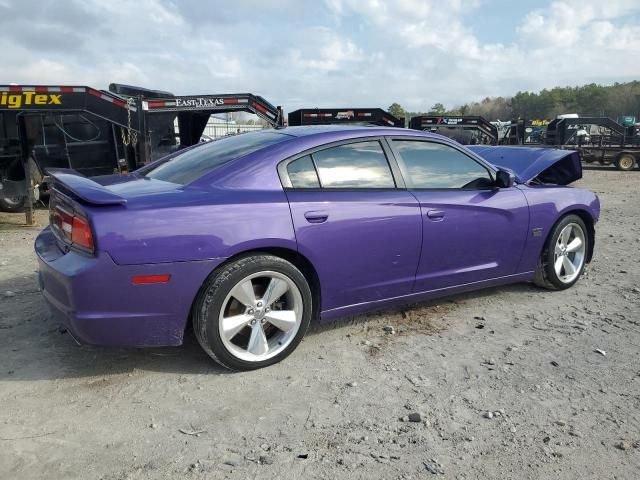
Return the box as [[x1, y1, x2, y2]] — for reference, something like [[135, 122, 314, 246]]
[[55, 208, 74, 240], [50, 200, 94, 253], [71, 216, 94, 250]]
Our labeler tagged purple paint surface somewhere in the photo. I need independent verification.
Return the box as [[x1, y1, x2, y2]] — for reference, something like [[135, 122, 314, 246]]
[[36, 126, 599, 346]]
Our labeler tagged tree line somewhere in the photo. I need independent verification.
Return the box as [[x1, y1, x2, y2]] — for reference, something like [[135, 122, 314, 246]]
[[388, 80, 640, 124]]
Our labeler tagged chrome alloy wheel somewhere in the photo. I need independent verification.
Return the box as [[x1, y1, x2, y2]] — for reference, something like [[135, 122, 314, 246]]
[[218, 271, 303, 362], [553, 223, 586, 284]]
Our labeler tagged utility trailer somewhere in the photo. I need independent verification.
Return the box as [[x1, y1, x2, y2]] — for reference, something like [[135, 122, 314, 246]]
[[288, 108, 403, 127], [0, 83, 283, 214], [129, 86, 284, 163], [409, 115, 498, 145], [0, 84, 139, 213], [544, 116, 640, 171], [498, 118, 550, 146]]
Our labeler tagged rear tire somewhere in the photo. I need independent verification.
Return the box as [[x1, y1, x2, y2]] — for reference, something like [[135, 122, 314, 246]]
[[615, 153, 636, 171], [193, 254, 312, 371], [534, 214, 589, 290]]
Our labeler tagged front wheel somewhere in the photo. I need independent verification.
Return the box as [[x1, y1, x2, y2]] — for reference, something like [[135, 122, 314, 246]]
[[535, 214, 589, 290], [193, 254, 312, 371]]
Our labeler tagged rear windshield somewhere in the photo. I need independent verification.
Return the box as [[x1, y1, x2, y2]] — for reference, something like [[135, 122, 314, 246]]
[[144, 131, 290, 185]]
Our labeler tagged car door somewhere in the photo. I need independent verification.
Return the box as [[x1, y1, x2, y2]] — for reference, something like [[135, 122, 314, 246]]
[[387, 138, 529, 292], [281, 138, 422, 312]]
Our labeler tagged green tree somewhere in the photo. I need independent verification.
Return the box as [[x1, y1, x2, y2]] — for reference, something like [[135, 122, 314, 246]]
[[428, 103, 446, 115], [415, 81, 640, 123], [387, 102, 406, 122]]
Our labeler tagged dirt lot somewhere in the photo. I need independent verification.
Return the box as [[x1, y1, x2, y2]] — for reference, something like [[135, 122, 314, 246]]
[[1, 168, 639, 479]]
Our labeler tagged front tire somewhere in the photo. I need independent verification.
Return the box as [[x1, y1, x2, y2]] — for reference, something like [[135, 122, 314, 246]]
[[193, 254, 312, 371], [535, 214, 589, 290]]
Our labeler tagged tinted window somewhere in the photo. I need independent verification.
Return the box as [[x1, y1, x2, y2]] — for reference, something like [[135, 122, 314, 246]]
[[144, 131, 289, 185], [312, 141, 395, 188], [392, 141, 493, 189], [287, 155, 320, 188]]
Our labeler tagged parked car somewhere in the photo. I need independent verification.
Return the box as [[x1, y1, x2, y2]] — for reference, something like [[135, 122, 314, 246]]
[[36, 126, 600, 370]]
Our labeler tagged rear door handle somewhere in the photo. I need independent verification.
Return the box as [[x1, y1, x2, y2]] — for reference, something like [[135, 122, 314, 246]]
[[304, 211, 329, 224], [426, 209, 445, 220]]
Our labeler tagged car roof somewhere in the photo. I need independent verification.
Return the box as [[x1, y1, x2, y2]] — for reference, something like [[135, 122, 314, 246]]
[[276, 124, 442, 139]]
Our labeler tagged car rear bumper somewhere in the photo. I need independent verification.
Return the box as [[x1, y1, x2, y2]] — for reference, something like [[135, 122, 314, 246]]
[[35, 227, 224, 347]]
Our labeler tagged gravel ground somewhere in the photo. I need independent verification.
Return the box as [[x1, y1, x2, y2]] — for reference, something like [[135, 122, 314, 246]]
[[1, 168, 639, 479]]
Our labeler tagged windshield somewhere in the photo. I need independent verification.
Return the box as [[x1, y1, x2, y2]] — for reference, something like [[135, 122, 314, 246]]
[[144, 131, 290, 185]]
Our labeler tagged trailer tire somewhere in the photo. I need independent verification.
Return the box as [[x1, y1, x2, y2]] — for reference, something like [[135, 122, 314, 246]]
[[0, 195, 26, 212], [0, 157, 42, 213], [614, 153, 636, 171]]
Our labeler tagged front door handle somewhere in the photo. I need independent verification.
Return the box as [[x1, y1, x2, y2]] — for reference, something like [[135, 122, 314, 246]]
[[304, 211, 329, 224], [426, 209, 445, 220]]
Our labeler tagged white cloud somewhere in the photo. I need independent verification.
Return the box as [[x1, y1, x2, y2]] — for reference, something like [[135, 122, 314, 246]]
[[287, 27, 363, 72], [11, 59, 75, 85], [512, 0, 640, 88], [0, 0, 637, 112]]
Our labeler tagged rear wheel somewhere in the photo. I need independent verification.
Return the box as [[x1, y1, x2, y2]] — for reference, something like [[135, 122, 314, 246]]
[[615, 153, 636, 171], [535, 214, 589, 290], [193, 254, 312, 371]]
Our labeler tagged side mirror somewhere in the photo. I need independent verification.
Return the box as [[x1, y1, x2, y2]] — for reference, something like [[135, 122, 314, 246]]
[[495, 169, 515, 188]]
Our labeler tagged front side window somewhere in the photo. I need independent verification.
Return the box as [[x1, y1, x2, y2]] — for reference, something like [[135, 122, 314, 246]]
[[392, 140, 493, 189], [311, 141, 395, 188]]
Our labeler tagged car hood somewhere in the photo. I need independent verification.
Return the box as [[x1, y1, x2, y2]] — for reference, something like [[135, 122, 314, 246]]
[[467, 146, 582, 185]]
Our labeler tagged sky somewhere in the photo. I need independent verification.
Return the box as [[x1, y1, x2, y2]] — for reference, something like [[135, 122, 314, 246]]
[[0, 0, 639, 112]]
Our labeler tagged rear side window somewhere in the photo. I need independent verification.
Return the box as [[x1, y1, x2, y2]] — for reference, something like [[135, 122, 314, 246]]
[[144, 131, 289, 185], [392, 140, 493, 189], [312, 141, 395, 188], [287, 155, 320, 188]]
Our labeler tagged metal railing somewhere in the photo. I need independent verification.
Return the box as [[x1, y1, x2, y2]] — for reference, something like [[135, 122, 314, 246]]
[[202, 123, 265, 138]]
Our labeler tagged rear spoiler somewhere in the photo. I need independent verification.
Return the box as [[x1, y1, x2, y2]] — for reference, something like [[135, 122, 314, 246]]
[[46, 168, 127, 206]]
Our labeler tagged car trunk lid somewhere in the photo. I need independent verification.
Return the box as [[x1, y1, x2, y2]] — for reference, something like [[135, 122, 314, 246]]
[[46, 168, 186, 254]]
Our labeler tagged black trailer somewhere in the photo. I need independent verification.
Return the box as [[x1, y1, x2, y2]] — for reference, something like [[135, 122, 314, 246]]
[[288, 108, 403, 127], [0, 83, 283, 215], [130, 88, 284, 163], [409, 115, 498, 145], [544, 116, 640, 171], [500, 118, 550, 145]]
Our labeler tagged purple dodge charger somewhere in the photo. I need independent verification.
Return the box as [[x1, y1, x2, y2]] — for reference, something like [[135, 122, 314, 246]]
[[36, 126, 599, 370]]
